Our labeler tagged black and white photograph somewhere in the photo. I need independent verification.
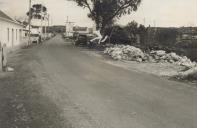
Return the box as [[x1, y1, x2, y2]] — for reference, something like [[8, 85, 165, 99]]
[[0, 0, 196, 128]]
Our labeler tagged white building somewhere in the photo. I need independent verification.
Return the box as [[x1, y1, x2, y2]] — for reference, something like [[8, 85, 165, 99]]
[[73, 26, 94, 34], [31, 18, 46, 38], [65, 22, 74, 37], [0, 10, 25, 50]]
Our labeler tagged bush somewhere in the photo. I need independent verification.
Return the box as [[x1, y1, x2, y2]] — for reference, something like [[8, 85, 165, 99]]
[[176, 40, 197, 48], [105, 25, 130, 45], [156, 28, 178, 46]]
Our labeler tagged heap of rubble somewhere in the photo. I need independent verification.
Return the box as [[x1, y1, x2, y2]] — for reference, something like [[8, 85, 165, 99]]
[[178, 67, 197, 79], [104, 45, 197, 68], [148, 50, 196, 68], [104, 45, 145, 62]]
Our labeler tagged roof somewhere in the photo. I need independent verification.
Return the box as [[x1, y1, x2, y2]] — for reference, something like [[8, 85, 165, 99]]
[[0, 10, 14, 21], [0, 10, 24, 27]]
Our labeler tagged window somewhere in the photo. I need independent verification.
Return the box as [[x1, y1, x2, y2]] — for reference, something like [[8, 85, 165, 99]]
[[12, 29, 14, 47], [16, 29, 17, 40], [19, 29, 22, 41], [12, 29, 14, 41], [7, 28, 9, 42]]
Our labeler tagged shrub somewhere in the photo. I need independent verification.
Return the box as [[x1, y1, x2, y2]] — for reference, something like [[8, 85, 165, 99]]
[[154, 28, 178, 46], [107, 25, 130, 45]]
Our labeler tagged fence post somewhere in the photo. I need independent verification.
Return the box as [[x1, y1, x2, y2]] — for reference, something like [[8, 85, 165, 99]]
[[2, 44, 7, 72]]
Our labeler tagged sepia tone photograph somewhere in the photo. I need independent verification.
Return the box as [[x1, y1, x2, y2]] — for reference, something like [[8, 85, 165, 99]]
[[0, 0, 196, 128]]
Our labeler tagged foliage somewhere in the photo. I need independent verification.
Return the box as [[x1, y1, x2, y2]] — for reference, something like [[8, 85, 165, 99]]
[[102, 22, 147, 45], [124, 21, 139, 43], [26, 4, 47, 20], [108, 25, 130, 44], [124, 21, 147, 44], [69, 0, 142, 31], [32, 4, 47, 13], [138, 24, 147, 44], [154, 28, 178, 46]]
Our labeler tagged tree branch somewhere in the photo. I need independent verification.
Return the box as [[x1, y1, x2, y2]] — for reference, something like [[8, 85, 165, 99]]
[[106, 3, 131, 24], [83, 0, 92, 13], [106, 0, 140, 25]]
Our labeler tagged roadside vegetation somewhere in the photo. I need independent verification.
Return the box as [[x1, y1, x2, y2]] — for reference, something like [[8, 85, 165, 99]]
[[66, 0, 197, 82]]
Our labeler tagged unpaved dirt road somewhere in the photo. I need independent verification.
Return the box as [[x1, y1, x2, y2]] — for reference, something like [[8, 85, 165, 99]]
[[0, 35, 197, 128]]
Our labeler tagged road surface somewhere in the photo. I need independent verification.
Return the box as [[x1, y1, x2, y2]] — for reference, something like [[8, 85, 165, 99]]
[[0, 35, 196, 128]]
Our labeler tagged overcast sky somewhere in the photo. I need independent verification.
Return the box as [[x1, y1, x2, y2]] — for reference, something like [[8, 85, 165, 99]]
[[0, 0, 196, 27]]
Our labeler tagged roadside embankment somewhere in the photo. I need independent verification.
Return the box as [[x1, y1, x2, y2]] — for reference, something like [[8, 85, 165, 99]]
[[103, 45, 197, 81]]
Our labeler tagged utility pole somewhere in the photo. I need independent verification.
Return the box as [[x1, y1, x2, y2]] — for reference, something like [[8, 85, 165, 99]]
[[153, 20, 156, 28], [51, 17, 53, 26], [48, 14, 50, 27], [65, 16, 74, 36], [28, 0, 32, 46], [66, 16, 68, 23], [47, 14, 50, 37], [44, 13, 47, 39], [143, 18, 146, 27], [40, 4, 44, 41]]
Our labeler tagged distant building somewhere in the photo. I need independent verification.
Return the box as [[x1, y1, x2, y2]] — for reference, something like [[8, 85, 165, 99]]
[[65, 22, 74, 37], [73, 26, 93, 34], [31, 17, 48, 40], [0, 10, 26, 50], [52, 25, 66, 33]]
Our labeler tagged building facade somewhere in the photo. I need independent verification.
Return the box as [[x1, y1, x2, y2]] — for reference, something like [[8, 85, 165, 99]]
[[0, 10, 25, 50]]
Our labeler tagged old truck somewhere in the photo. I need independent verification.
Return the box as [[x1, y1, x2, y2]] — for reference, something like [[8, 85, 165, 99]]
[[30, 27, 41, 44]]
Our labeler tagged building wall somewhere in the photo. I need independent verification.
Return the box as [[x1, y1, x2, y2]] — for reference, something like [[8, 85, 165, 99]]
[[0, 19, 24, 49], [31, 18, 49, 40]]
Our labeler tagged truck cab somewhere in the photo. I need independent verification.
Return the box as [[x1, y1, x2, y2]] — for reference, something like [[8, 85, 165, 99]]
[[30, 33, 41, 44]]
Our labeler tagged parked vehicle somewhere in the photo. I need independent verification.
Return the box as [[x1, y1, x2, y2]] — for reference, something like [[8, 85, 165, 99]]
[[86, 34, 102, 48], [73, 32, 79, 40], [30, 34, 41, 43], [74, 34, 88, 46], [62, 33, 67, 38]]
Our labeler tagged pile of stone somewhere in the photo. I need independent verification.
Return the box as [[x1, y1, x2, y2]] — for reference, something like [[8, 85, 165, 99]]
[[104, 45, 197, 68], [104, 45, 145, 62], [149, 50, 196, 68], [178, 67, 197, 79]]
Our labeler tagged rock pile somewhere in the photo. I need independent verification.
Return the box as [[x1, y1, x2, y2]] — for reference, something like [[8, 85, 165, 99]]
[[104, 45, 197, 68], [104, 45, 145, 62], [178, 67, 197, 79], [149, 50, 196, 68]]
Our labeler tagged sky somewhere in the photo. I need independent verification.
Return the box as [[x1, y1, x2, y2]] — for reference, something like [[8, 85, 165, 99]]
[[0, 0, 197, 27]]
